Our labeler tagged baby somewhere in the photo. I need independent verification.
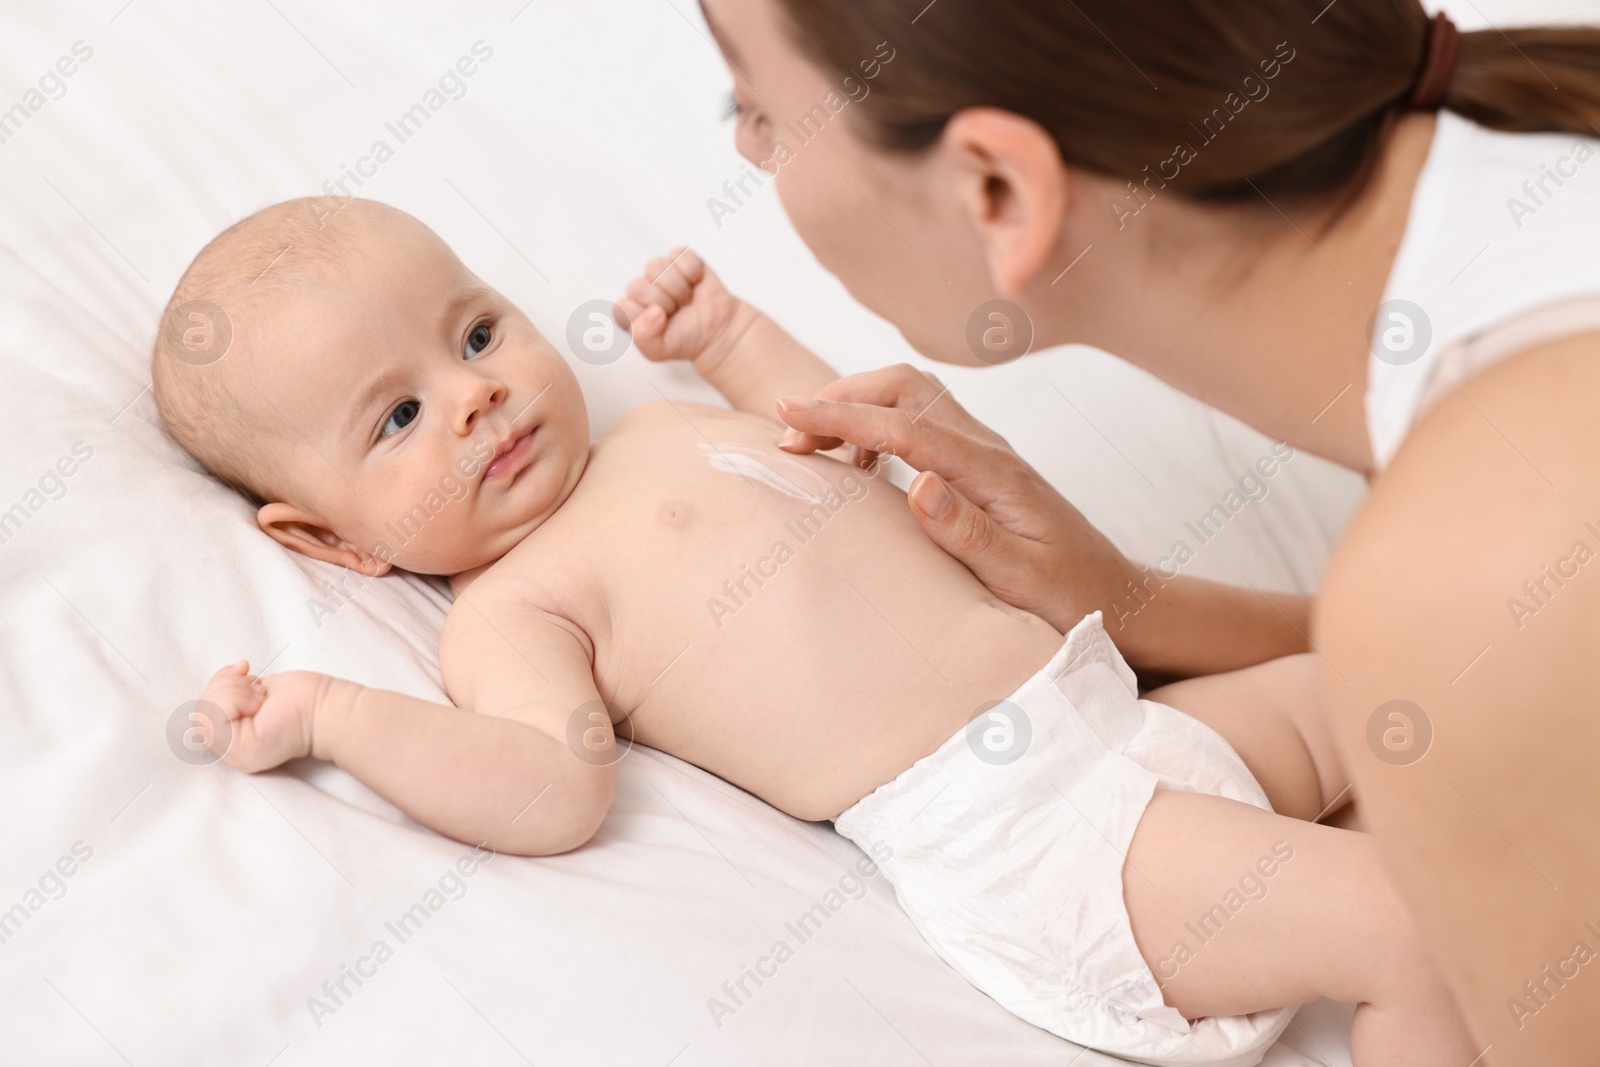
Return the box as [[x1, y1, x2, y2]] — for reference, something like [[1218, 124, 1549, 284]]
[[158, 198, 1469, 1066]]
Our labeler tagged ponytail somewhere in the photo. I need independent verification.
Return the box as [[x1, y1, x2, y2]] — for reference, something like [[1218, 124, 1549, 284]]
[[774, 0, 1600, 209], [1448, 24, 1600, 136]]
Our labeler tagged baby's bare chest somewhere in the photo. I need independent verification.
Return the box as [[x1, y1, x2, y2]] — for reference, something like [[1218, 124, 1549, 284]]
[[490, 400, 945, 663], [556, 399, 921, 604], [470, 401, 1063, 817]]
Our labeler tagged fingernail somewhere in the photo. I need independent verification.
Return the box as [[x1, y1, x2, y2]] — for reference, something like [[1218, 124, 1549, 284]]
[[777, 396, 819, 412], [778, 428, 803, 448], [911, 474, 952, 520]]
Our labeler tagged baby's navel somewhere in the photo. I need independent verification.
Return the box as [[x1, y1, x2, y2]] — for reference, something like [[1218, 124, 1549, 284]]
[[698, 442, 832, 503]]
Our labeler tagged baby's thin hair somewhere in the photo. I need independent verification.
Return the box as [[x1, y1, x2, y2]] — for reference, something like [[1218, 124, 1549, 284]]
[[151, 197, 398, 504]]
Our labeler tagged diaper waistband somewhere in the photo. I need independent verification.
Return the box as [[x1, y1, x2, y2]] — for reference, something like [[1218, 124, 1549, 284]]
[[834, 610, 1143, 843]]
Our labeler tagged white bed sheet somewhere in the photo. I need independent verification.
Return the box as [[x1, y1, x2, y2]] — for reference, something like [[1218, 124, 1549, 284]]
[[0, 0, 1561, 1062]]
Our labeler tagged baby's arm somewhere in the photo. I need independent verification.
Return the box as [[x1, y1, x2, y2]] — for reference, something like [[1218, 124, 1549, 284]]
[[617, 248, 838, 419], [198, 601, 615, 857]]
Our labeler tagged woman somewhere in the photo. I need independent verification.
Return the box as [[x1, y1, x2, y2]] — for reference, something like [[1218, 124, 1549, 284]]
[[701, 0, 1600, 1061]]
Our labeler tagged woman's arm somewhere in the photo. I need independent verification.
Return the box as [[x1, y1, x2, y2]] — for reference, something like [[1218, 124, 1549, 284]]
[[773, 363, 1312, 678], [1117, 576, 1311, 683]]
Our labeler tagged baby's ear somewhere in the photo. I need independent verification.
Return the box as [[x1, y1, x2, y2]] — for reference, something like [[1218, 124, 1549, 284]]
[[257, 502, 391, 576]]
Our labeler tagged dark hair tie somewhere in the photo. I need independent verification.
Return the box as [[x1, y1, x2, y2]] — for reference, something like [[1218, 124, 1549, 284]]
[[1407, 12, 1461, 110]]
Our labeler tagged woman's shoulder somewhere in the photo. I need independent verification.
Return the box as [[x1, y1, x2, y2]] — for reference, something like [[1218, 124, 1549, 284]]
[[1386, 112, 1600, 320], [1367, 112, 1600, 470]]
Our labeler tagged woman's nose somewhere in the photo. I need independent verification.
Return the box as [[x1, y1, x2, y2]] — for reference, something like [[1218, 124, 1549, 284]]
[[453, 372, 508, 436]]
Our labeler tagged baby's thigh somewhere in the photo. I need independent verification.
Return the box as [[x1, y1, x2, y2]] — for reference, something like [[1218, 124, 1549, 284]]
[[1146, 653, 1348, 823], [1123, 789, 1417, 1020]]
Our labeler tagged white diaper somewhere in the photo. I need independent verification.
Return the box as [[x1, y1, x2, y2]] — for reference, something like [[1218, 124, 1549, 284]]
[[833, 611, 1294, 1067]]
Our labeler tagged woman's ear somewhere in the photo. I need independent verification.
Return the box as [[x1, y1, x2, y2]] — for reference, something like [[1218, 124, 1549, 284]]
[[257, 502, 392, 577], [941, 108, 1069, 297]]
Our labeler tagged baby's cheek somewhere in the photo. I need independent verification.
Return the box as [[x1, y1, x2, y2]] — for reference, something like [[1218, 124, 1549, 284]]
[[351, 491, 435, 571], [378, 507, 465, 574]]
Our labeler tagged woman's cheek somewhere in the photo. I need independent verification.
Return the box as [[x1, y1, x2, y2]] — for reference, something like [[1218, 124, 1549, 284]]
[[734, 122, 772, 169], [773, 163, 933, 340], [774, 156, 881, 291], [763, 124, 983, 364]]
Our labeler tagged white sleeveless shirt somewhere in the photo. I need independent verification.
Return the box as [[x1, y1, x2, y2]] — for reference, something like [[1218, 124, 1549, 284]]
[[1366, 110, 1600, 470]]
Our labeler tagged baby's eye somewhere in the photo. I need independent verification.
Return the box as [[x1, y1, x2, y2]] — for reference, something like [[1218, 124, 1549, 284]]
[[465, 322, 493, 359], [722, 91, 742, 120], [380, 399, 421, 438]]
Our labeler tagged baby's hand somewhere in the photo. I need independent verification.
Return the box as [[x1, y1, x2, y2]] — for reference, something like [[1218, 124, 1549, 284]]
[[617, 248, 746, 369], [198, 661, 324, 773]]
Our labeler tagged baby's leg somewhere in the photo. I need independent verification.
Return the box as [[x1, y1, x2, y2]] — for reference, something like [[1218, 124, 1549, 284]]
[[1146, 652, 1354, 825], [1123, 790, 1475, 1066]]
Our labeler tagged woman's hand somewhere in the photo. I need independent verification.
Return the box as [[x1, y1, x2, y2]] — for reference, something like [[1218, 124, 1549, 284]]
[[773, 363, 1312, 677], [774, 363, 1140, 638]]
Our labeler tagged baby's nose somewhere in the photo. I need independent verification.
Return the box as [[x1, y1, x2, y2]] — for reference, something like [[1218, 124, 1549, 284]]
[[455, 378, 508, 434]]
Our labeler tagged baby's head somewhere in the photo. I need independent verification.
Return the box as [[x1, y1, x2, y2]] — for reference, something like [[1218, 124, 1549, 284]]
[[153, 198, 588, 577]]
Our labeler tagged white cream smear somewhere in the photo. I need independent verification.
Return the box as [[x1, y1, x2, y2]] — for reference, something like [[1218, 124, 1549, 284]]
[[698, 442, 834, 503]]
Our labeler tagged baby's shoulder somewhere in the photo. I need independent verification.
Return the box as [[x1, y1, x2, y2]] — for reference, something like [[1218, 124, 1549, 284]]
[[438, 563, 596, 695], [443, 542, 582, 635]]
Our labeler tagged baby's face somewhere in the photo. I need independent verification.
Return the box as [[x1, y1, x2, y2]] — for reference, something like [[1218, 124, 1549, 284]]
[[251, 218, 588, 576]]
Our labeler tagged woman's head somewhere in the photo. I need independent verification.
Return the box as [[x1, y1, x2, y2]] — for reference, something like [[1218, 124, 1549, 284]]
[[703, 0, 1600, 364]]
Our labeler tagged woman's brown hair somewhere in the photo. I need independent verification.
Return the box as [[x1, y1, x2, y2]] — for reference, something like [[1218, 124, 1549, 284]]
[[774, 0, 1600, 210]]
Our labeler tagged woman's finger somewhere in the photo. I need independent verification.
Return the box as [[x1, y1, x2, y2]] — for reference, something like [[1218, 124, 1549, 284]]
[[845, 443, 881, 470], [775, 396, 911, 456], [906, 471, 1028, 599], [775, 422, 841, 454], [808, 362, 946, 410], [775, 394, 986, 483]]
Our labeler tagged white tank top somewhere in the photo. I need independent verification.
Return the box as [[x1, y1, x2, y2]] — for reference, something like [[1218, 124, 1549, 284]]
[[1366, 110, 1600, 470]]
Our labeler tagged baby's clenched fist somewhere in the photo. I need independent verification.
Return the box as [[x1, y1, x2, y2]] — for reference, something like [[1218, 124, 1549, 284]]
[[616, 247, 748, 371], [198, 661, 325, 773]]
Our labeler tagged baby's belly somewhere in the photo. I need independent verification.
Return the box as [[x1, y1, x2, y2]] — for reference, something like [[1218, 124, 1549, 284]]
[[571, 406, 1067, 820], [635, 589, 1065, 821]]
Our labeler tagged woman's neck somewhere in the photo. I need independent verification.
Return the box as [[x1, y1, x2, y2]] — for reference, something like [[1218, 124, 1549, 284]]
[[1040, 113, 1440, 474]]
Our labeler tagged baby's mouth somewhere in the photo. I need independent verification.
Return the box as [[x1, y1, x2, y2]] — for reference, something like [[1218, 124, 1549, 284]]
[[484, 426, 537, 482]]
